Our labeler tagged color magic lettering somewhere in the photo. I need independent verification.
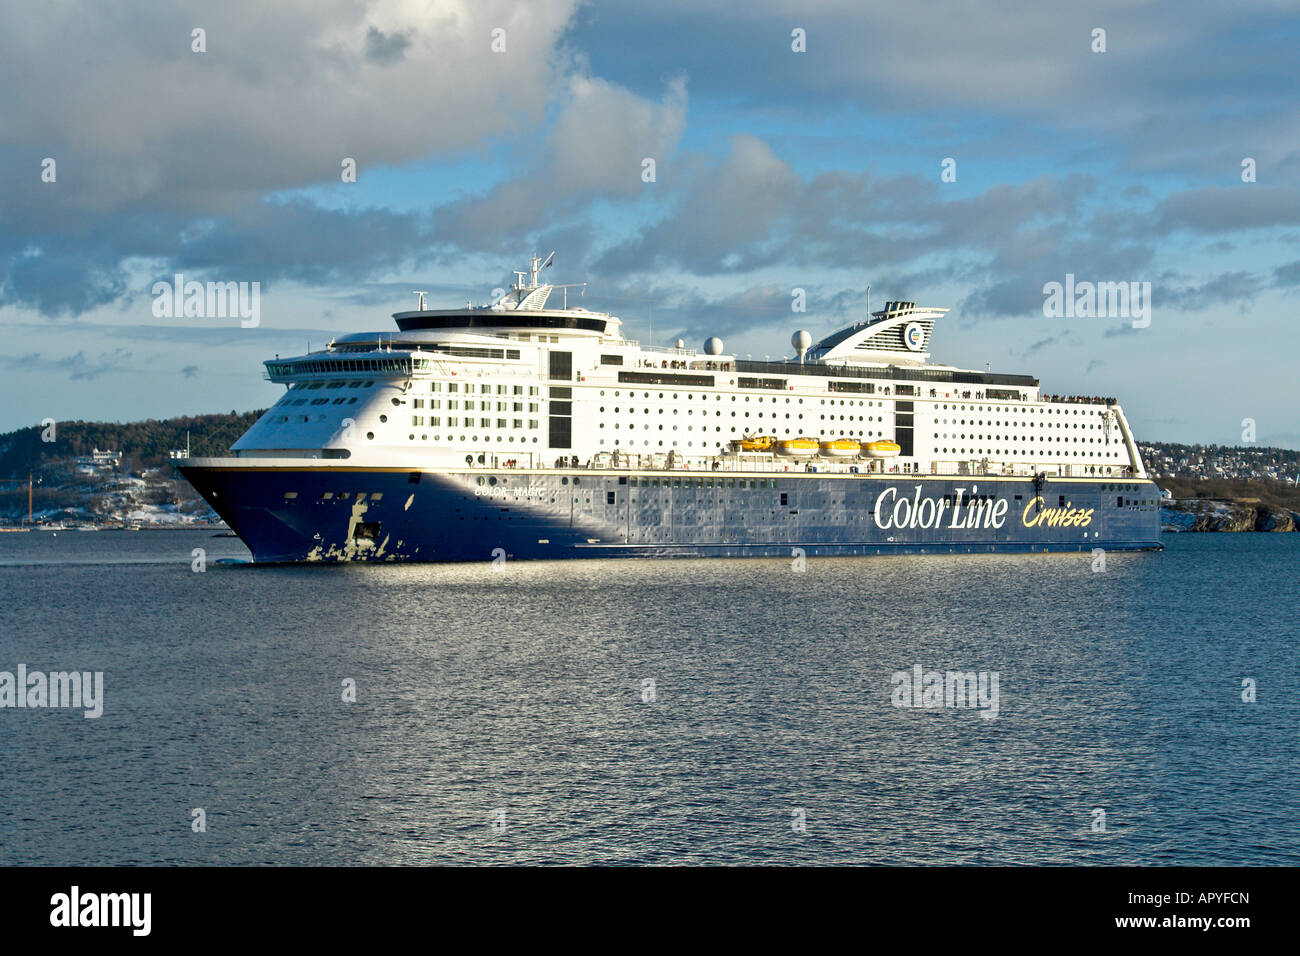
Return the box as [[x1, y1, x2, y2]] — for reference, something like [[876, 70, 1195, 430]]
[[1021, 497, 1095, 528], [873, 485, 1008, 531]]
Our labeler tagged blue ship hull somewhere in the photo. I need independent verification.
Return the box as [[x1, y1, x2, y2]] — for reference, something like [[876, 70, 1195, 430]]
[[181, 464, 1163, 563]]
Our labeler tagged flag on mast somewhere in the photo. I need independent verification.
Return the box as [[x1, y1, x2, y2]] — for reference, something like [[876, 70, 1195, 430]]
[[543, 252, 554, 269]]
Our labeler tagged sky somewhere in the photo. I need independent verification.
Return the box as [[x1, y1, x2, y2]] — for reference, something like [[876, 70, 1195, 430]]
[[2, 0, 1298, 447]]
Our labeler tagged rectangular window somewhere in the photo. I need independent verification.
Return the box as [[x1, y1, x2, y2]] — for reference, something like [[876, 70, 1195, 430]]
[[780, 492, 788, 505], [513, 419, 523, 429], [448, 417, 459, 427], [413, 398, 424, 409], [549, 416, 572, 448], [738, 376, 786, 390], [448, 383, 459, 393], [480, 418, 491, 428], [600, 354, 625, 366], [548, 350, 573, 381], [497, 419, 507, 428], [513, 386, 523, 395], [429, 417, 440, 426], [607, 491, 616, 504], [528, 419, 538, 429], [618, 371, 714, 387]]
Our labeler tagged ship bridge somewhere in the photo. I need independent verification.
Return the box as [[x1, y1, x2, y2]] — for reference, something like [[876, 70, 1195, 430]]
[[389, 253, 621, 342], [806, 301, 947, 366]]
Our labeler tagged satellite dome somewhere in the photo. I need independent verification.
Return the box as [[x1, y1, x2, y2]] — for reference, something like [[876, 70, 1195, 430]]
[[704, 337, 724, 355], [675, 338, 685, 350], [792, 329, 813, 363]]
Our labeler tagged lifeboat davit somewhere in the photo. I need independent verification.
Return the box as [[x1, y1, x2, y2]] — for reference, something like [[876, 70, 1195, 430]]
[[819, 438, 861, 458], [863, 440, 901, 459], [775, 437, 820, 457]]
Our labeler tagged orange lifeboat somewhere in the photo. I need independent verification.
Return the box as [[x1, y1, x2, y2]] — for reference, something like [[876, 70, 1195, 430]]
[[819, 438, 861, 458], [775, 437, 819, 457], [863, 440, 901, 458]]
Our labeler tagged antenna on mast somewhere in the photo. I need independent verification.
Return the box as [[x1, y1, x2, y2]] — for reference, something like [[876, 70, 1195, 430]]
[[527, 251, 555, 290], [412, 290, 428, 311]]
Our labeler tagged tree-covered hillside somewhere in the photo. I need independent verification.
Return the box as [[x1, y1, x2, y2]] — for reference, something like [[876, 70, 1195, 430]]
[[0, 410, 266, 478]]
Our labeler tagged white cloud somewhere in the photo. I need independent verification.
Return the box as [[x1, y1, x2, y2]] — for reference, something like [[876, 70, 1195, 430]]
[[0, 0, 581, 215], [429, 73, 689, 249]]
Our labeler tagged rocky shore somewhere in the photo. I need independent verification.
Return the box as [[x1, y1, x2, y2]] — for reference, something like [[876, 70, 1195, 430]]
[[1160, 498, 1299, 533]]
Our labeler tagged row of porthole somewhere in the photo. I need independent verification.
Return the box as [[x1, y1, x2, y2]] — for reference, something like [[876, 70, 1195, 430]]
[[599, 440, 727, 448], [941, 420, 1100, 428], [595, 408, 888, 423], [943, 404, 1100, 414], [471, 476, 584, 487], [471, 475, 582, 486], [938, 449, 1118, 457], [937, 434, 1108, 442], [593, 391, 1105, 415], [409, 435, 541, 443], [598, 391, 890, 407]]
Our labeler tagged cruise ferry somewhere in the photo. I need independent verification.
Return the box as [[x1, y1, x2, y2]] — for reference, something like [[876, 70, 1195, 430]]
[[178, 255, 1162, 562]]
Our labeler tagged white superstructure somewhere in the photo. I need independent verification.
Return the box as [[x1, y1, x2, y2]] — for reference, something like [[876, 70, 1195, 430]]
[[237, 255, 1146, 480]]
